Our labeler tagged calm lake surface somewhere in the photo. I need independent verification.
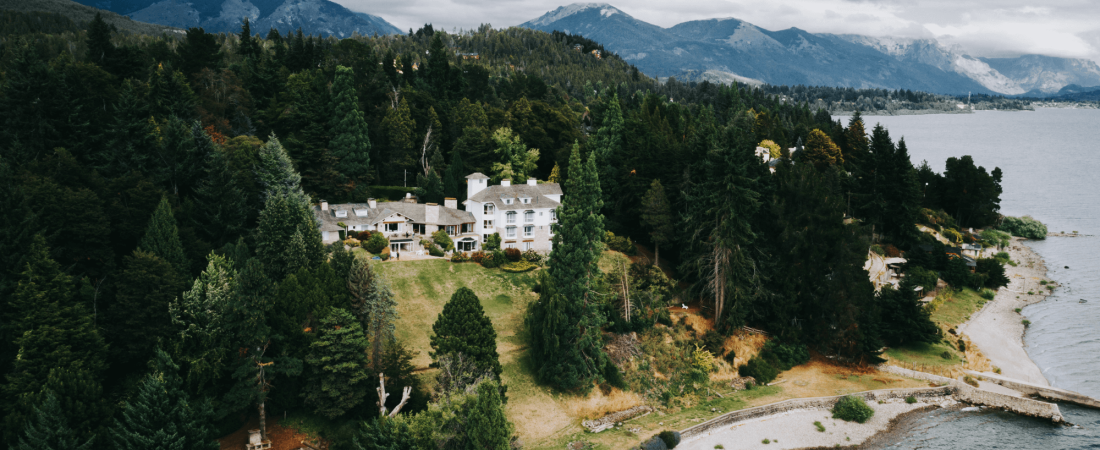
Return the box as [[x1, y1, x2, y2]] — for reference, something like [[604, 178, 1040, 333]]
[[836, 108, 1100, 449]]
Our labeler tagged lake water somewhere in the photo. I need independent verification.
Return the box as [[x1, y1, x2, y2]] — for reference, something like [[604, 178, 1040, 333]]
[[837, 108, 1100, 449]]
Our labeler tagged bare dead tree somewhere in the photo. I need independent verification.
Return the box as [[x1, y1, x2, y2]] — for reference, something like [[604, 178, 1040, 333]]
[[619, 261, 632, 322], [419, 125, 435, 176], [376, 373, 412, 418], [252, 342, 275, 441]]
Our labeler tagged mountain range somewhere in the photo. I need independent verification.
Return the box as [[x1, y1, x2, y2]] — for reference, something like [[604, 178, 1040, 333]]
[[70, 0, 401, 37], [520, 3, 1100, 96]]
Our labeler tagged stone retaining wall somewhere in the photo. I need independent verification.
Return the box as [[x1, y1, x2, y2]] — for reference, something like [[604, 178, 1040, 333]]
[[880, 365, 1064, 423], [965, 370, 1100, 409], [679, 386, 956, 440]]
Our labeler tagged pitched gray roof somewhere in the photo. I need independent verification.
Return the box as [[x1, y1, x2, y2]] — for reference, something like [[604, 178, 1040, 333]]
[[467, 183, 562, 211], [314, 201, 474, 232], [466, 172, 489, 179]]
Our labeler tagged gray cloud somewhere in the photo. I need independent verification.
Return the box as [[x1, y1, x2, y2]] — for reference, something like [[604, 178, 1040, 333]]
[[334, 0, 1100, 63]]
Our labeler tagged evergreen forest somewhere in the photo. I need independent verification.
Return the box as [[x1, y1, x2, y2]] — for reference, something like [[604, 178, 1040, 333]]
[[0, 10, 1013, 449]]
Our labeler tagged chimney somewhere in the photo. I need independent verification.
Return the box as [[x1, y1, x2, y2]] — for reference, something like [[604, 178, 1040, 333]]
[[368, 198, 377, 209], [444, 197, 457, 209], [501, 179, 511, 187], [425, 203, 440, 224], [527, 178, 537, 186], [320, 200, 328, 211]]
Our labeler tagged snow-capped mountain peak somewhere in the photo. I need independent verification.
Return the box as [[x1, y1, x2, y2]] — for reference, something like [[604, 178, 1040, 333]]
[[525, 3, 625, 27]]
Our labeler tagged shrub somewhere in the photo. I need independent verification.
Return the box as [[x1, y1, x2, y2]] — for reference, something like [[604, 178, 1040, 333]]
[[605, 231, 637, 255], [365, 232, 389, 254], [760, 341, 810, 371], [980, 289, 995, 300], [738, 356, 778, 385], [504, 247, 522, 262], [500, 260, 537, 273], [1022, 319, 1031, 327], [642, 437, 668, 450], [999, 215, 1047, 240], [657, 430, 681, 448], [883, 244, 902, 258], [963, 375, 980, 387], [523, 249, 543, 264], [428, 244, 445, 257], [379, 246, 391, 261], [831, 395, 874, 423], [483, 232, 502, 251], [981, 229, 1012, 248], [942, 228, 963, 243], [814, 421, 826, 432], [343, 238, 361, 247], [940, 351, 952, 360], [905, 396, 917, 404], [1014, 308, 1021, 313], [692, 344, 716, 373], [451, 252, 469, 262], [906, 266, 939, 293], [702, 330, 725, 356], [762, 439, 771, 444], [470, 251, 487, 263], [431, 230, 454, 251], [957, 339, 966, 352], [870, 244, 885, 255]]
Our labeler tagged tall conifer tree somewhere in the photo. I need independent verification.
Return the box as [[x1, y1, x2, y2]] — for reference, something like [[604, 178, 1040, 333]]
[[139, 196, 189, 274], [4, 236, 107, 439], [430, 288, 502, 379], [110, 350, 219, 450], [15, 392, 92, 450], [330, 66, 371, 187]]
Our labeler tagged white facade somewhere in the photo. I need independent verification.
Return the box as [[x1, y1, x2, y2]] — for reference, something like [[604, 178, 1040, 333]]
[[464, 174, 561, 252]]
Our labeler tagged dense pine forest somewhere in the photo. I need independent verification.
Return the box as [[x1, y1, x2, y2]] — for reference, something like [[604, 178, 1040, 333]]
[[0, 9, 1014, 449]]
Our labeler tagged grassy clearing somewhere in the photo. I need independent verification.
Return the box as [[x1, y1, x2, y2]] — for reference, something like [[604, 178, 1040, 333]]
[[884, 288, 989, 373], [373, 259, 538, 367]]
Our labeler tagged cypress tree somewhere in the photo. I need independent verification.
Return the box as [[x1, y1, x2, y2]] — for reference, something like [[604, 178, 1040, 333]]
[[444, 146, 466, 203], [550, 141, 604, 302], [347, 257, 376, 327], [110, 350, 219, 450], [430, 288, 502, 379], [640, 179, 672, 267], [15, 392, 92, 450], [365, 275, 399, 367], [330, 66, 371, 187], [302, 308, 370, 419], [139, 196, 189, 274], [465, 381, 512, 450], [590, 94, 624, 206], [529, 143, 609, 391]]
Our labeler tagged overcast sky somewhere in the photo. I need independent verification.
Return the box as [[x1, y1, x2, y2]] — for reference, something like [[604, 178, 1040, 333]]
[[334, 0, 1100, 63]]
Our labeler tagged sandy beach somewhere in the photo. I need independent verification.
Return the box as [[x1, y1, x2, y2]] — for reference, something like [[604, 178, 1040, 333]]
[[679, 397, 956, 450], [958, 237, 1051, 386]]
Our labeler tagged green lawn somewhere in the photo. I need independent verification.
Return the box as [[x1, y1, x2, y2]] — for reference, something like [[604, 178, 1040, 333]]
[[885, 288, 986, 369], [372, 258, 539, 368]]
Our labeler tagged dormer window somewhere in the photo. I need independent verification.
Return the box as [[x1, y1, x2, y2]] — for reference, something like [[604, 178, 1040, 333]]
[[503, 198, 513, 205], [520, 196, 531, 204], [335, 210, 348, 218], [354, 209, 368, 217]]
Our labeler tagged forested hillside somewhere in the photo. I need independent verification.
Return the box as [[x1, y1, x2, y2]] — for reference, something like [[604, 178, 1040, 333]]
[[0, 14, 1010, 449]]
